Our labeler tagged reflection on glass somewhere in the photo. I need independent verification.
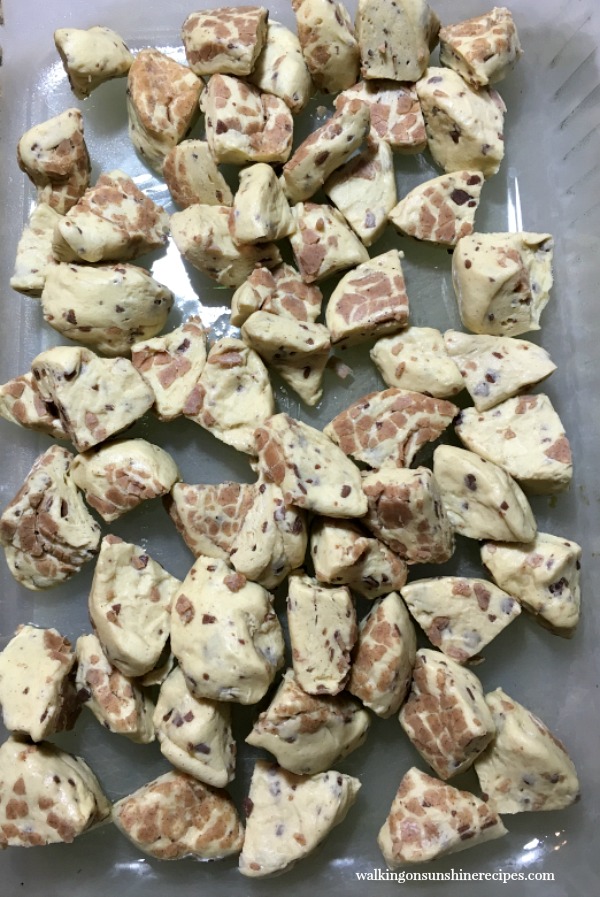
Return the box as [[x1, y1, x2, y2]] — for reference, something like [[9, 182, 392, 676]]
[[507, 169, 524, 232]]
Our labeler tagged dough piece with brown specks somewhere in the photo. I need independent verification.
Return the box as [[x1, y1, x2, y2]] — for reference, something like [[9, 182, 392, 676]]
[[10, 204, 60, 297], [439, 7, 522, 89], [356, 0, 439, 82], [389, 170, 483, 246], [164, 140, 233, 209], [249, 19, 313, 112], [54, 26, 133, 99], [230, 163, 294, 243], [335, 80, 426, 153], [292, 0, 359, 93], [182, 6, 268, 76], [165, 481, 256, 561], [289, 203, 369, 284], [0, 372, 67, 440], [371, 327, 463, 397], [231, 264, 323, 326]]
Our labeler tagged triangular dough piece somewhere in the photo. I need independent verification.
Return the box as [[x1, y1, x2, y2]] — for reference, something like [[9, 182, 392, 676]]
[[389, 170, 483, 246]]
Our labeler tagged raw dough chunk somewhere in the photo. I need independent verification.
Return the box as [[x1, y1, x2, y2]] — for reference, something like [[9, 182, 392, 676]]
[[182, 6, 268, 76], [202, 74, 293, 164], [163, 140, 233, 208], [287, 572, 356, 695], [153, 666, 235, 786], [231, 263, 323, 326], [399, 649, 495, 779], [362, 467, 455, 565], [439, 7, 522, 89], [10, 203, 60, 296], [248, 19, 313, 112], [0, 372, 67, 440], [481, 533, 582, 637], [0, 445, 100, 591], [282, 100, 370, 203], [389, 170, 483, 246], [171, 556, 284, 704], [310, 517, 407, 599], [292, 0, 360, 94], [371, 327, 463, 397], [31, 346, 154, 452], [254, 413, 367, 517], [41, 263, 173, 357], [54, 25, 133, 98], [325, 388, 458, 470], [184, 337, 275, 454], [378, 767, 506, 866], [246, 668, 369, 774], [444, 330, 557, 412], [165, 482, 256, 560], [456, 395, 572, 494], [452, 232, 554, 336], [76, 633, 154, 743], [171, 204, 281, 287], [230, 163, 294, 243], [242, 312, 330, 405], [401, 577, 520, 663], [474, 688, 580, 813], [356, 0, 439, 82], [324, 136, 397, 246], [416, 67, 506, 178], [348, 591, 416, 717], [131, 317, 208, 421], [89, 536, 180, 678], [0, 738, 110, 848], [0, 625, 79, 742], [113, 770, 243, 860], [290, 202, 369, 283], [71, 438, 180, 523], [326, 250, 409, 346], [17, 108, 90, 214], [335, 80, 427, 153], [127, 49, 202, 174], [433, 445, 537, 543], [239, 760, 360, 876], [53, 170, 169, 263]]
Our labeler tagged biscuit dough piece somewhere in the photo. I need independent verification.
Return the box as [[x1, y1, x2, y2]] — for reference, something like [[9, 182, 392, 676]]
[[474, 688, 580, 813], [416, 67, 506, 178], [356, 0, 439, 82], [248, 19, 313, 112], [127, 49, 203, 174], [371, 327, 463, 397], [362, 467, 455, 565], [282, 100, 370, 203], [400, 649, 496, 779], [439, 7, 522, 89], [231, 263, 323, 326], [287, 572, 356, 696], [76, 633, 155, 743], [292, 0, 359, 94], [164, 140, 233, 208], [444, 330, 557, 412], [10, 203, 60, 297], [0, 445, 101, 591], [182, 6, 268, 76], [255, 413, 368, 517], [246, 669, 369, 774], [433, 445, 537, 543], [89, 536, 180, 678], [171, 556, 284, 704], [0, 737, 110, 848], [290, 203, 369, 283], [0, 372, 67, 440], [165, 481, 256, 560], [54, 26, 134, 99], [0, 625, 80, 742], [311, 516, 407, 599], [481, 533, 582, 638], [71, 438, 180, 523], [113, 770, 244, 860], [131, 317, 208, 421], [230, 164, 294, 243], [326, 250, 409, 347], [401, 577, 520, 663], [348, 592, 416, 717], [17, 108, 90, 214], [53, 170, 169, 263], [389, 170, 483, 246], [184, 337, 275, 454], [202, 74, 293, 164], [325, 388, 458, 470], [153, 667, 235, 786], [239, 760, 360, 876], [452, 232, 554, 337], [378, 766, 506, 866], [335, 80, 427, 153], [31, 346, 155, 452], [456, 395, 572, 495], [41, 263, 173, 357]]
